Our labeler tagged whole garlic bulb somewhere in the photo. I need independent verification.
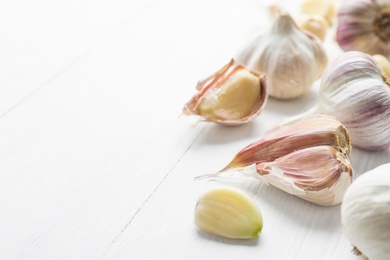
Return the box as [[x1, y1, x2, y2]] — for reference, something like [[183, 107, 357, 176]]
[[336, 0, 390, 58], [341, 163, 390, 260], [236, 12, 328, 99], [311, 51, 390, 150]]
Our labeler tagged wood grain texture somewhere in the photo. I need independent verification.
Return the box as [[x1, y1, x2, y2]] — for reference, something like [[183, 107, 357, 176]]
[[0, 0, 387, 259]]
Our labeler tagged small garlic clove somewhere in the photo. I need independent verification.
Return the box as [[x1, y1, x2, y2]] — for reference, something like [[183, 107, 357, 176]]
[[255, 146, 352, 206], [219, 115, 351, 172], [336, 0, 390, 58], [314, 51, 390, 150], [194, 186, 263, 239], [183, 59, 267, 125], [236, 12, 328, 99], [301, 0, 337, 25], [297, 14, 329, 41], [372, 54, 390, 80]]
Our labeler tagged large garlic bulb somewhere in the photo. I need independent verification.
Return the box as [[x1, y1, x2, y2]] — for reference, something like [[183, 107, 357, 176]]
[[236, 12, 328, 99], [341, 163, 390, 260], [336, 0, 390, 58], [312, 51, 390, 151]]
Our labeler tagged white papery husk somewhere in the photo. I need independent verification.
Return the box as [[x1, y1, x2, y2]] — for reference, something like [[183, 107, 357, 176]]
[[308, 51, 390, 150], [235, 145, 353, 206], [341, 163, 390, 260]]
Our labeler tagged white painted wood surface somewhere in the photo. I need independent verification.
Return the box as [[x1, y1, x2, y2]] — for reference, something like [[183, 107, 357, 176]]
[[0, 0, 389, 259]]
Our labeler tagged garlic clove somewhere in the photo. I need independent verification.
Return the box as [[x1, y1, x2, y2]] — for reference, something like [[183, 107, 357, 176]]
[[195, 115, 353, 206], [297, 14, 329, 41], [372, 54, 390, 80], [255, 146, 352, 206], [218, 114, 351, 172], [314, 51, 390, 150], [301, 0, 337, 25], [341, 163, 390, 259], [236, 12, 328, 99], [194, 186, 263, 239], [336, 1, 390, 58], [183, 59, 268, 125]]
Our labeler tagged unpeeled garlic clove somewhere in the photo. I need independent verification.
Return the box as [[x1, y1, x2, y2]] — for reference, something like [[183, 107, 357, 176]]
[[236, 12, 328, 99], [196, 115, 353, 206], [219, 114, 351, 172], [183, 59, 267, 125], [255, 145, 352, 206], [194, 186, 263, 239], [336, 0, 390, 58], [310, 51, 390, 150], [372, 54, 390, 80], [297, 14, 329, 41], [301, 0, 338, 25]]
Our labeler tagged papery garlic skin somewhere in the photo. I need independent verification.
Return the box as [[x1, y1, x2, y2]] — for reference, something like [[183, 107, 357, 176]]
[[194, 186, 263, 239], [313, 51, 390, 150], [183, 59, 267, 125], [254, 146, 352, 206], [336, 0, 390, 58], [236, 12, 328, 99], [341, 163, 390, 260], [195, 115, 353, 206], [221, 114, 351, 171]]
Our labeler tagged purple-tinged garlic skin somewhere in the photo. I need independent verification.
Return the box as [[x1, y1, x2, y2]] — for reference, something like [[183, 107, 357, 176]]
[[336, 0, 390, 58], [316, 51, 390, 150], [256, 145, 352, 206]]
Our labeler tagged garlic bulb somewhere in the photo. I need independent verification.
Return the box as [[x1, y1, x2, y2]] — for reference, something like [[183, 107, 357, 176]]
[[336, 0, 390, 58], [373, 54, 390, 79], [236, 12, 328, 99], [194, 186, 263, 239], [183, 59, 267, 125], [196, 115, 353, 206], [309, 51, 390, 150], [341, 163, 390, 260]]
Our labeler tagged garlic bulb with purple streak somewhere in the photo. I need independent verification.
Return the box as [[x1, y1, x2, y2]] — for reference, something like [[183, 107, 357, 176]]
[[336, 0, 390, 58], [310, 51, 390, 150]]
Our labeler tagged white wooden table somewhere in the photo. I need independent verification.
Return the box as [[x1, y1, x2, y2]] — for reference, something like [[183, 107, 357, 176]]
[[1, 0, 389, 259]]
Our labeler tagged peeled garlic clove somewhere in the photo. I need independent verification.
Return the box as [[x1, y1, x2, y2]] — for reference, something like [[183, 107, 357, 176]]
[[301, 0, 337, 25], [183, 59, 267, 125], [297, 14, 329, 41], [313, 51, 390, 150], [194, 186, 263, 239], [195, 115, 353, 206], [341, 163, 390, 259], [373, 54, 390, 79], [255, 146, 352, 206], [336, 0, 390, 58], [236, 12, 328, 99]]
